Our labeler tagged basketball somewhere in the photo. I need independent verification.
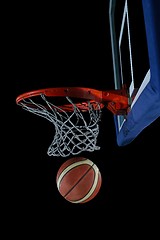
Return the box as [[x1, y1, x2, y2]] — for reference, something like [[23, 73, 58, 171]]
[[56, 157, 102, 204]]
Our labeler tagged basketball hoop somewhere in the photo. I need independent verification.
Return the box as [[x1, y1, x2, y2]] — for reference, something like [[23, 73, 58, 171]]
[[16, 87, 129, 157]]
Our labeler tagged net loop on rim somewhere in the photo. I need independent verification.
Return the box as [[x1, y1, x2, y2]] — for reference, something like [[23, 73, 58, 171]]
[[19, 94, 102, 157]]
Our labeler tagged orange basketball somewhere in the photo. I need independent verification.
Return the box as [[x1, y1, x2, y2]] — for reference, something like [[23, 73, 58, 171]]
[[56, 157, 102, 204]]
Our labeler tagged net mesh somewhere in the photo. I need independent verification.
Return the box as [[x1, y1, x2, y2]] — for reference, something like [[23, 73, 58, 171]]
[[19, 94, 102, 157]]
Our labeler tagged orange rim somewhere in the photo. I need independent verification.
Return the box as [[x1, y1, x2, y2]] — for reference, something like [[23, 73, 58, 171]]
[[16, 87, 105, 111]]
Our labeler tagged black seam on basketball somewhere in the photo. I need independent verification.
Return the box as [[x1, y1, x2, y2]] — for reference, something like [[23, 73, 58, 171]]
[[63, 163, 95, 199]]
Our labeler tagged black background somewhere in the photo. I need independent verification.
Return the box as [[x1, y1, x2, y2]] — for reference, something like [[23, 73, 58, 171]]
[[7, 0, 160, 233]]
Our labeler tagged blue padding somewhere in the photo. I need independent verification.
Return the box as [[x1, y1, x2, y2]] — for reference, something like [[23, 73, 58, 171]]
[[117, 0, 160, 146], [142, 0, 160, 89], [117, 81, 160, 146]]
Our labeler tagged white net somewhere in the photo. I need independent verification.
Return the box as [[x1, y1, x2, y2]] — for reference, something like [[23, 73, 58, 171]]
[[19, 94, 102, 157]]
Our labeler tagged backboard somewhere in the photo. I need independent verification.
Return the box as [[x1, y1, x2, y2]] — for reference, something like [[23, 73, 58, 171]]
[[109, 0, 160, 146]]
